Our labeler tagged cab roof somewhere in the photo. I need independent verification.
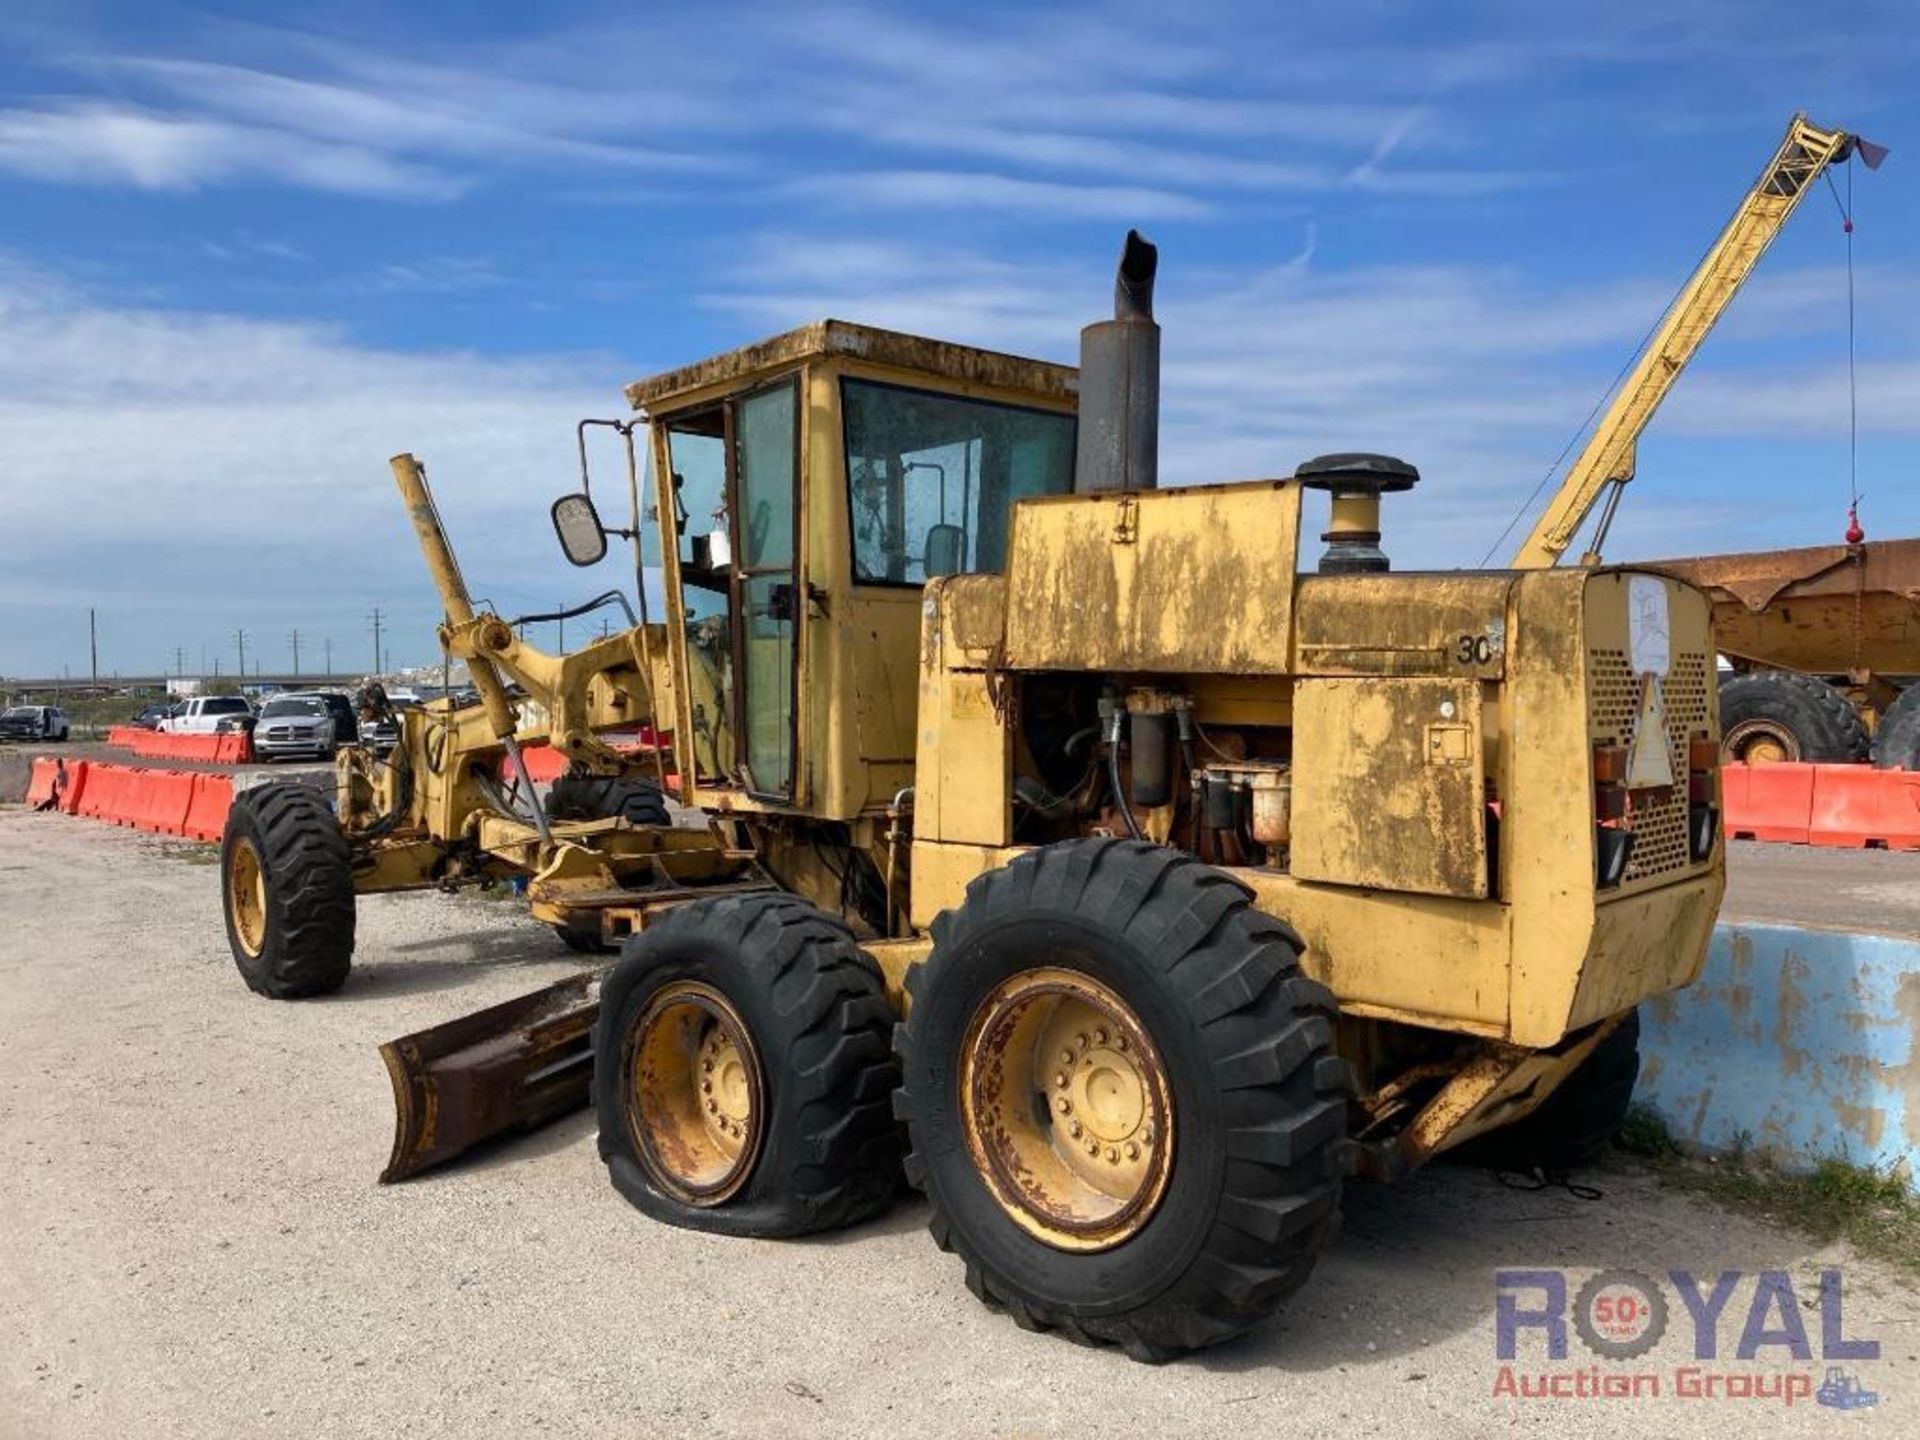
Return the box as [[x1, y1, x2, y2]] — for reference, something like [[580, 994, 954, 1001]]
[[624, 319, 1078, 413]]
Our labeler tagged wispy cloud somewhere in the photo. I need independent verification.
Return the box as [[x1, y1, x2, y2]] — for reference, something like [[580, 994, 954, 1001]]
[[0, 101, 461, 197], [787, 170, 1217, 221]]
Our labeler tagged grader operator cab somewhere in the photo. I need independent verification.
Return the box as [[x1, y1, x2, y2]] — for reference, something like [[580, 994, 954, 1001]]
[[219, 232, 1725, 1360]]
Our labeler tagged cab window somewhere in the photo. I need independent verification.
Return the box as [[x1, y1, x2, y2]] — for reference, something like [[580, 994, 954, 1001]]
[[841, 379, 1074, 585]]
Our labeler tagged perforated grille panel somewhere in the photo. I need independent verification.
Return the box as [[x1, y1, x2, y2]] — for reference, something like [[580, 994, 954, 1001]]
[[1588, 648, 1712, 886]]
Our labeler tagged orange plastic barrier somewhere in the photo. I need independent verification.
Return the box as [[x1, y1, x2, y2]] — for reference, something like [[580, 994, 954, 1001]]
[[25, 757, 64, 807], [1809, 766, 1920, 851], [1725, 762, 1920, 851], [33, 760, 230, 840], [129, 769, 198, 836], [181, 773, 235, 842], [76, 763, 130, 824], [57, 759, 90, 815], [106, 726, 145, 748], [1721, 763, 1816, 844], [124, 730, 252, 764]]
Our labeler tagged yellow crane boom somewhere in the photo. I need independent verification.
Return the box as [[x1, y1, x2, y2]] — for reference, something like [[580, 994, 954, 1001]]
[[1511, 113, 1863, 569]]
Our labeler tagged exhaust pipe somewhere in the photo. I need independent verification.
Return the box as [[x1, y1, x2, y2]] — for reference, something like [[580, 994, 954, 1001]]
[[1075, 230, 1159, 494]]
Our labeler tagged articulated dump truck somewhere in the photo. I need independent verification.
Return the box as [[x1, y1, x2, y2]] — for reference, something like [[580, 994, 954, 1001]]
[[218, 233, 1726, 1361]]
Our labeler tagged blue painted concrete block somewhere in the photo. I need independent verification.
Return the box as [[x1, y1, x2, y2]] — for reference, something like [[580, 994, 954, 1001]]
[[1638, 923, 1920, 1176]]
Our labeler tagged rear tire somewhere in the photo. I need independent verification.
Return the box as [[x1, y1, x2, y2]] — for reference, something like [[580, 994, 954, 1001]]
[[221, 784, 355, 998], [1463, 1011, 1641, 1173], [594, 892, 901, 1237], [1720, 671, 1868, 764], [1871, 686, 1920, 771], [896, 839, 1354, 1362]]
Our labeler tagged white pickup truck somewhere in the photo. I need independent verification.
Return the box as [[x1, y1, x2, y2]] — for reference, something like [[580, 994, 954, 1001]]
[[158, 695, 255, 735]]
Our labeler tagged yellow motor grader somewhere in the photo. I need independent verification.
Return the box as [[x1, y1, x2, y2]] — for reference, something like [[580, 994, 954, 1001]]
[[219, 233, 1725, 1360]]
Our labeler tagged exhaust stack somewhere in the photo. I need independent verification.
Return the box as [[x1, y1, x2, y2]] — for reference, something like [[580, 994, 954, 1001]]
[[1074, 230, 1159, 494]]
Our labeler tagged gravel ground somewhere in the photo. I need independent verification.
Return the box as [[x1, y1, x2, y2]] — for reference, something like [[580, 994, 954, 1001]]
[[1, 806, 1915, 1439]]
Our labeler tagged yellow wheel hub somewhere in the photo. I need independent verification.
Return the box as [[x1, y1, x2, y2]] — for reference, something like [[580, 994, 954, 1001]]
[[1725, 720, 1796, 765], [624, 982, 762, 1205], [961, 968, 1174, 1252], [228, 837, 267, 958]]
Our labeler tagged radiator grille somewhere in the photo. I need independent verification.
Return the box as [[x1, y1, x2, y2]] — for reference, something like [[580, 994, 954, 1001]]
[[1588, 648, 1711, 886]]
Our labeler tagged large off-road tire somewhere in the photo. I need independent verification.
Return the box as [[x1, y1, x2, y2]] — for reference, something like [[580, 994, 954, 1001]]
[[1720, 671, 1869, 764], [220, 784, 355, 998], [545, 774, 670, 828], [594, 892, 901, 1238], [1464, 1010, 1641, 1173], [896, 839, 1355, 1363], [1871, 686, 1920, 771]]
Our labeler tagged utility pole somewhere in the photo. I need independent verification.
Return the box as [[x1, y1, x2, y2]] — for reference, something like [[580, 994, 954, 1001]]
[[235, 628, 248, 681], [173, 646, 187, 678], [323, 636, 332, 675], [557, 606, 565, 653], [289, 629, 301, 675], [369, 608, 384, 678], [89, 609, 98, 697]]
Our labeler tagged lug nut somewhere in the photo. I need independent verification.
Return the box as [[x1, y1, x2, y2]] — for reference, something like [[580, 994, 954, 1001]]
[[1055, 1097, 1072, 1115], [701, 1079, 712, 1094], [1116, 1034, 1129, 1052], [1086, 1139, 1100, 1156], [1059, 1048, 1075, 1065], [1053, 1072, 1069, 1090], [1068, 1120, 1083, 1138], [1094, 1027, 1108, 1046], [1125, 1142, 1140, 1160], [1075, 1032, 1089, 1051], [1106, 1146, 1119, 1164]]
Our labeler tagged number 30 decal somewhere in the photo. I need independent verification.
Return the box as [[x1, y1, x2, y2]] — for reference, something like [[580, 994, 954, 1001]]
[[1456, 634, 1494, 665]]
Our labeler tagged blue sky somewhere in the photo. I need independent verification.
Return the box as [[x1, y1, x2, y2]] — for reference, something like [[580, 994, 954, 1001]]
[[2, 0, 1917, 679]]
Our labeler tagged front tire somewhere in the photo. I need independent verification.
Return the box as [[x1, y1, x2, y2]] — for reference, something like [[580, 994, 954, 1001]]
[[221, 785, 355, 997], [593, 892, 901, 1237], [896, 839, 1354, 1362]]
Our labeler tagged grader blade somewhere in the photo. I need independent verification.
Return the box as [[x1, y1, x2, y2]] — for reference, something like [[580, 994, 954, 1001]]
[[379, 971, 605, 1183]]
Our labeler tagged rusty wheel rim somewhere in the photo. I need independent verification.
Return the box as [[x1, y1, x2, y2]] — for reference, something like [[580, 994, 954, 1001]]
[[1725, 719, 1798, 765], [624, 981, 763, 1205], [228, 837, 268, 958], [960, 967, 1174, 1252]]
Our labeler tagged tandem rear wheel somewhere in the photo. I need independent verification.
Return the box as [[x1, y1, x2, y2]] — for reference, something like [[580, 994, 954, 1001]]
[[592, 892, 903, 1237], [895, 839, 1356, 1362]]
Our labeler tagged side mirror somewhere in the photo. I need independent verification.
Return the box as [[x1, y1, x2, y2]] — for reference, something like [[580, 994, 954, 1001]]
[[551, 492, 608, 567]]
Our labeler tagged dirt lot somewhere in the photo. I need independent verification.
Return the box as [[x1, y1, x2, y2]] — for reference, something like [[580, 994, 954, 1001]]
[[2, 808, 1915, 1439]]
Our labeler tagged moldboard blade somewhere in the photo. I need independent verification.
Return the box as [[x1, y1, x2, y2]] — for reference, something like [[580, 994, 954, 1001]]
[[379, 970, 605, 1183]]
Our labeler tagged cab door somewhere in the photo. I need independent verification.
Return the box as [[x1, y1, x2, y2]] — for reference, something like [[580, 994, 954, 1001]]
[[728, 377, 801, 799]]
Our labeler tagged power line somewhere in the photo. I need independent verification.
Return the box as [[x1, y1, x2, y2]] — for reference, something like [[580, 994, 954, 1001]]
[[368, 608, 384, 678]]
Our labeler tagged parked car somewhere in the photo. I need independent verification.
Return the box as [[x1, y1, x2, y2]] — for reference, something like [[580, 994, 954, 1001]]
[[158, 695, 255, 735], [253, 692, 359, 762], [0, 705, 69, 742], [362, 691, 419, 754], [132, 703, 174, 730]]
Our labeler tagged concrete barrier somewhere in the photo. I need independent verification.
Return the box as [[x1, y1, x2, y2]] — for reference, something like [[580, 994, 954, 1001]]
[[1640, 922, 1920, 1176]]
